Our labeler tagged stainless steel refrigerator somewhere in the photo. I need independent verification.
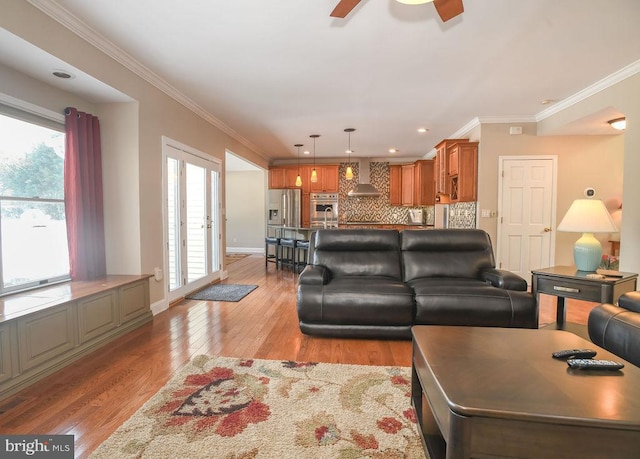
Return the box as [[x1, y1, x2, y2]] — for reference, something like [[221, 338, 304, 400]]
[[267, 189, 301, 228]]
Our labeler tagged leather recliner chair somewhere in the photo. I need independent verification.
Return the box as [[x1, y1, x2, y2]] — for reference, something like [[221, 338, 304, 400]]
[[588, 291, 640, 367]]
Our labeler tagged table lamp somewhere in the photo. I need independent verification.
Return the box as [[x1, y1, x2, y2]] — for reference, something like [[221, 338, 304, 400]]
[[557, 198, 618, 271]]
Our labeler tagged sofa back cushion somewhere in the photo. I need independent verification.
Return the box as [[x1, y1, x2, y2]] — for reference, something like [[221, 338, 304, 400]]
[[312, 229, 402, 279], [401, 229, 495, 282]]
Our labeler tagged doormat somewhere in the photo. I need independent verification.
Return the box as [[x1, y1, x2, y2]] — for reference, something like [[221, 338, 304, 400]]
[[186, 284, 258, 302]]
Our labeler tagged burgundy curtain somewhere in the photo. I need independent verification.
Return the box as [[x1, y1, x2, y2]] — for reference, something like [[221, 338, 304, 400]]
[[64, 107, 106, 280]]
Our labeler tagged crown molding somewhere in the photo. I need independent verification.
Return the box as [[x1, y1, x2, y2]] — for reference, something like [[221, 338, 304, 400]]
[[26, 0, 266, 159], [535, 59, 640, 121]]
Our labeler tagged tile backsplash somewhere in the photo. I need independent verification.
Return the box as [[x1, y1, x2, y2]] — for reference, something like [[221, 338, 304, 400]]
[[338, 161, 475, 228]]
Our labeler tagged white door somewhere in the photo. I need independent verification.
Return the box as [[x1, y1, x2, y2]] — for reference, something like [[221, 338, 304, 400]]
[[497, 156, 557, 282], [164, 140, 221, 302]]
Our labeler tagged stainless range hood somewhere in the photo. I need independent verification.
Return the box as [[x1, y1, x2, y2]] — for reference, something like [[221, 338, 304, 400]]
[[348, 158, 381, 197]]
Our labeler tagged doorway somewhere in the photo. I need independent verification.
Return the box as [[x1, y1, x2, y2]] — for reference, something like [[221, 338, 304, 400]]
[[497, 156, 557, 282], [163, 137, 221, 302]]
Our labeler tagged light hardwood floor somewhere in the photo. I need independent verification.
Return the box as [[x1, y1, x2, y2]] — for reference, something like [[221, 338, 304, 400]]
[[0, 254, 595, 457]]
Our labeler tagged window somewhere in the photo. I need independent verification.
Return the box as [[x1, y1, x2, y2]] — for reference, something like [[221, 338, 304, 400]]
[[0, 108, 69, 294]]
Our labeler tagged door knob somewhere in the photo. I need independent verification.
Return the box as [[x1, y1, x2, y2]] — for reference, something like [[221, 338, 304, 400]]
[[544, 227, 552, 232]]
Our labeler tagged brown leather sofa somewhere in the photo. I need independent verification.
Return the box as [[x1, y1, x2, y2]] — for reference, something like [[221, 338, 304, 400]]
[[588, 291, 640, 367], [296, 228, 538, 339]]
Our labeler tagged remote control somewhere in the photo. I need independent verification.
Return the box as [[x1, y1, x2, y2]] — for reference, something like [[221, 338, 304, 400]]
[[567, 359, 624, 371], [552, 349, 597, 359]]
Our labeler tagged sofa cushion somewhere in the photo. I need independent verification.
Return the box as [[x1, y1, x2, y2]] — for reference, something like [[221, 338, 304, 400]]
[[408, 277, 536, 328], [312, 229, 402, 279], [401, 229, 495, 282], [318, 276, 414, 326]]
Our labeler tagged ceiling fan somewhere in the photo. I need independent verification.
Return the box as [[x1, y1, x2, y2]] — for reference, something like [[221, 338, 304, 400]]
[[330, 0, 464, 22]]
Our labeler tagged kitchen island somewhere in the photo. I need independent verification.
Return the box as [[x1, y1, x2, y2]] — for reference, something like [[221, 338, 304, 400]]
[[267, 224, 433, 239]]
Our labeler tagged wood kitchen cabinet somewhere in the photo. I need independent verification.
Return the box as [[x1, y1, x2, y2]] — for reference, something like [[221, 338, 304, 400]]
[[268, 168, 287, 189], [401, 164, 415, 206], [302, 193, 310, 228], [310, 165, 339, 192], [414, 160, 435, 206], [389, 165, 402, 205], [434, 138, 469, 198], [448, 141, 478, 202]]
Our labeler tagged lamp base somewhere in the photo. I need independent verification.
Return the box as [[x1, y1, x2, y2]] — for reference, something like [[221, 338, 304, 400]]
[[574, 232, 602, 272]]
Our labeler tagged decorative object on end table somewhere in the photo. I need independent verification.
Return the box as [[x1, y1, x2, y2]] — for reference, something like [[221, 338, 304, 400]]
[[557, 197, 618, 272]]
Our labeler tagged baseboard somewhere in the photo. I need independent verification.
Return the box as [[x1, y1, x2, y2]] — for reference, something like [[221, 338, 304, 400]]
[[226, 247, 262, 254], [151, 298, 169, 315]]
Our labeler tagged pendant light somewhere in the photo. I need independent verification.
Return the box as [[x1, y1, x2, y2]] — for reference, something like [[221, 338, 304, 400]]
[[344, 128, 355, 180], [294, 144, 303, 187], [310, 134, 319, 183]]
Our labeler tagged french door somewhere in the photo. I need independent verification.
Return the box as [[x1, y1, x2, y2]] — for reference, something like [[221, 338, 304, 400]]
[[164, 139, 221, 302]]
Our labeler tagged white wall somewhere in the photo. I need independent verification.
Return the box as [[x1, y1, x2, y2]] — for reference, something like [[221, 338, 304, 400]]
[[225, 170, 266, 253]]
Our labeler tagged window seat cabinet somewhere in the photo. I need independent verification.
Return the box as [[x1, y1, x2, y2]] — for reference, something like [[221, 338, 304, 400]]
[[0, 275, 152, 400]]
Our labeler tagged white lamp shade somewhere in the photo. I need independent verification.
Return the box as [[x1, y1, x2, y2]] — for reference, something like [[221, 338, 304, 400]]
[[557, 199, 618, 233]]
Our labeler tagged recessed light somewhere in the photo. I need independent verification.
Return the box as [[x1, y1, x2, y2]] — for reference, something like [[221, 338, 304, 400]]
[[389, 148, 398, 154], [540, 99, 557, 105], [607, 117, 626, 130], [303, 150, 310, 155], [52, 70, 74, 79], [417, 128, 428, 133]]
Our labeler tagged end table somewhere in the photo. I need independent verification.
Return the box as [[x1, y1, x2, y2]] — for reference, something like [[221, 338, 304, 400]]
[[531, 266, 637, 330]]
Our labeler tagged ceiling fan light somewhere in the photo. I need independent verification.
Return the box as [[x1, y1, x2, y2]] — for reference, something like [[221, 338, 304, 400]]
[[608, 117, 626, 130]]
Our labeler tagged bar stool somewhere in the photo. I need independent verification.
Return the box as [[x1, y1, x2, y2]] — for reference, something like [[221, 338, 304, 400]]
[[279, 238, 297, 271], [295, 240, 310, 273], [265, 237, 280, 268]]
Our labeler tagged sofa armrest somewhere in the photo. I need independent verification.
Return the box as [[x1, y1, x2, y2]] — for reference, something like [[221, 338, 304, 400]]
[[298, 265, 328, 285], [618, 291, 640, 312], [479, 268, 528, 291]]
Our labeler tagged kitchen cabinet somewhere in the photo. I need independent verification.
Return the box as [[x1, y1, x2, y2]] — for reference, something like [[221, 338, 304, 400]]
[[401, 164, 415, 206], [448, 141, 478, 202], [268, 168, 286, 189], [302, 193, 310, 228], [414, 160, 435, 206], [434, 138, 469, 198], [389, 165, 402, 205], [310, 165, 339, 192], [269, 166, 302, 189]]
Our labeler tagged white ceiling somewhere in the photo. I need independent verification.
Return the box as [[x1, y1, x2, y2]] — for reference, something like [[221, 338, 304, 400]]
[[5, 0, 640, 162]]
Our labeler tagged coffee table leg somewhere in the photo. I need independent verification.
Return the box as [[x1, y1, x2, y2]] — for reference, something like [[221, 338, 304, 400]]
[[412, 365, 446, 459], [556, 296, 566, 325]]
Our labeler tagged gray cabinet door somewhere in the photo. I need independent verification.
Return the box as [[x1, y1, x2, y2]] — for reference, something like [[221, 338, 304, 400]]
[[78, 290, 119, 344], [17, 304, 76, 372], [120, 280, 149, 323]]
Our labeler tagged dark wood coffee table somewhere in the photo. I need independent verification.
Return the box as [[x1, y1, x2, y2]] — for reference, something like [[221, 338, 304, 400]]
[[411, 326, 640, 459]]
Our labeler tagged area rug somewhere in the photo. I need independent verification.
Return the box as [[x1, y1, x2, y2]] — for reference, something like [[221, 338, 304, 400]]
[[89, 355, 427, 459], [186, 284, 258, 302]]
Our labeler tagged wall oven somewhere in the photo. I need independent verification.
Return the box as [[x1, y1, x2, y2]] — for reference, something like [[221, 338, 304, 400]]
[[310, 193, 339, 228]]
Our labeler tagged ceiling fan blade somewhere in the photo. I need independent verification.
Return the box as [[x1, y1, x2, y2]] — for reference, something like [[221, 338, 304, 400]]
[[330, 0, 362, 18], [433, 0, 464, 22]]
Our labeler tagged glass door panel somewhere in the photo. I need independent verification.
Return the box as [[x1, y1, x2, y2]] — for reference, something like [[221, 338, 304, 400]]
[[166, 157, 180, 291], [185, 163, 206, 283], [164, 140, 221, 301]]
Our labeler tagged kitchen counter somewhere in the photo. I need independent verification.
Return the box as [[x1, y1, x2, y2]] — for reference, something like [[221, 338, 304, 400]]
[[267, 224, 434, 239]]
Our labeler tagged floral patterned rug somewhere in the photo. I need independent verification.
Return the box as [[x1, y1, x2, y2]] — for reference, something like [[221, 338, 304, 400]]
[[89, 355, 427, 459]]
